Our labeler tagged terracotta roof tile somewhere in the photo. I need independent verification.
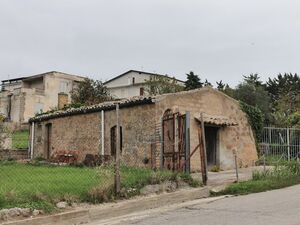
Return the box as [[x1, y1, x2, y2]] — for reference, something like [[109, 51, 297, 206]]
[[195, 113, 238, 126]]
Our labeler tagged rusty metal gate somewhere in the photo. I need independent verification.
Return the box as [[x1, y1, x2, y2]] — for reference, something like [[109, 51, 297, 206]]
[[162, 111, 186, 171]]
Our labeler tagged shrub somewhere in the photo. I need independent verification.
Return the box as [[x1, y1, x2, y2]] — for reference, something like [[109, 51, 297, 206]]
[[240, 101, 264, 150]]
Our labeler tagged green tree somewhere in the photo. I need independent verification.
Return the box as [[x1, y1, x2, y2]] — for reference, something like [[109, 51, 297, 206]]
[[266, 73, 300, 123], [287, 111, 300, 128], [185, 71, 203, 90], [216, 80, 226, 91], [235, 74, 271, 124], [145, 75, 184, 95], [71, 78, 112, 106], [243, 73, 263, 87], [204, 79, 212, 87]]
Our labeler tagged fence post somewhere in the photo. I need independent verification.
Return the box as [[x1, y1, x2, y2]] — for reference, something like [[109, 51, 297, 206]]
[[234, 150, 239, 182], [200, 113, 208, 185], [30, 122, 35, 159], [263, 153, 266, 173], [115, 104, 121, 195], [160, 117, 164, 170], [287, 128, 290, 161], [185, 112, 190, 173]]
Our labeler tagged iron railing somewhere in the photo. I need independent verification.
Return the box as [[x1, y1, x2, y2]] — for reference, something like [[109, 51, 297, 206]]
[[259, 127, 300, 160]]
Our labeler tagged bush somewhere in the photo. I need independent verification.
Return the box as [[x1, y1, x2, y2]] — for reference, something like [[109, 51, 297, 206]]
[[215, 161, 300, 196], [240, 101, 264, 149]]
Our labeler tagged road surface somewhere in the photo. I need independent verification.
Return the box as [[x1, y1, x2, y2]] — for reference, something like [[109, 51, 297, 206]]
[[100, 184, 300, 225]]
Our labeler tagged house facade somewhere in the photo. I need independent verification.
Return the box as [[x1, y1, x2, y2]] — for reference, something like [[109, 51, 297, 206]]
[[104, 70, 185, 99], [29, 87, 257, 171], [0, 71, 85, 125]]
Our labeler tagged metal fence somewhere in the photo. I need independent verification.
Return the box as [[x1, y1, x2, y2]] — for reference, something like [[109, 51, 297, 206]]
[[259, 127, 300, 160]]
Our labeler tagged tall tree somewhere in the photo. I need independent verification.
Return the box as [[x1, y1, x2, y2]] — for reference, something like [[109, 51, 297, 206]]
[[204, 79, 212, 87], [216, 80, 225, 91], [71, 78, 112, 106], [235, 74, 272, 124], [243, 73, 263, 87], [185, 71, 203, 90], [265, 73, 300, 126]]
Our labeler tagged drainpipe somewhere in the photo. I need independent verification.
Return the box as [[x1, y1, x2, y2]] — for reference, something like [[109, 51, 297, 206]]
[[101, 110, 105, 155], [30, 122, 35, 159]]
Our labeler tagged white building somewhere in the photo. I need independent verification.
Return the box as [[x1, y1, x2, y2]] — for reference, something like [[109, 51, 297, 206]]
[[104, 70, 185, 99], [0, 71, 85, 124]]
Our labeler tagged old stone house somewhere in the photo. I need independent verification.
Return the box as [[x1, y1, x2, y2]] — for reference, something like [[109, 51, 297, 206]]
[[29, 87, 257, 171], [0, 71, 85, 126], [104, 70, 185, 99]]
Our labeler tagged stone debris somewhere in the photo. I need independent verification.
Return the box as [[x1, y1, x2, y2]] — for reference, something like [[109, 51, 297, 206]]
[[162, 181, 177, 193], [0, 207, 41, 221], [0, 209, 9, 220], [140, 181, 188, 196], [56, 201, 68, 209], [21, 208, 31, 217], [32, 209, 40, 216], [140, 184, 161, 195]]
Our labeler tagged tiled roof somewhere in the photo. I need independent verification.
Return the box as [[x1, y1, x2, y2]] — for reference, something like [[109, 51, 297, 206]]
[[195, 113, 238, 126], [29, 96, 154, 122]]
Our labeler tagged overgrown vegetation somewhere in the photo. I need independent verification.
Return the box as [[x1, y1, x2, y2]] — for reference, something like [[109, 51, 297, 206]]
[[144, 75, 184, 95], [0, 161, 199, 212], [213, 161, 300, 196], [240, 101, 264, 143], [200, 72, 300, 128], [71, 78, 113, 105], [12, 130, 29, 149]]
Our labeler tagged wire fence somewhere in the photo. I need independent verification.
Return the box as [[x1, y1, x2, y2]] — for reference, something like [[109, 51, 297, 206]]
[[259, 127, 300, 161], [0, 129, 29, 151], [2, 124, 299, 214], [0, 131, 195, 216]]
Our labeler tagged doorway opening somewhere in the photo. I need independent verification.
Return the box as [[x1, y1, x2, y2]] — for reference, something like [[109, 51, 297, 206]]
[[204, 126, 219, 168]]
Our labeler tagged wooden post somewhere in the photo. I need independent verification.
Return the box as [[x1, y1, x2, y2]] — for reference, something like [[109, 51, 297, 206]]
[[185, 112, 190, 173], [200, 113, 208, 185], [160, 117, 164, 170], [263, 153, 266, 173], [115, 104, 121, 194], [234, 151, 239, 182], [30, 122, 35, 159]]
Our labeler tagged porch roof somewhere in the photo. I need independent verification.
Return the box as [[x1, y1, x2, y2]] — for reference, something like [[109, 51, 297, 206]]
[[195, 113, 238, 126]]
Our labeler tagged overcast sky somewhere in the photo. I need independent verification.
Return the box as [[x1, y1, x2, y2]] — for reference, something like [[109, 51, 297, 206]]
[[1, 0, 300, 86]]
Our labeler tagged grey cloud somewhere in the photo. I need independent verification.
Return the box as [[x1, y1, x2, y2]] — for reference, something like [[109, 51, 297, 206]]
[[1, 0, 300, 86]]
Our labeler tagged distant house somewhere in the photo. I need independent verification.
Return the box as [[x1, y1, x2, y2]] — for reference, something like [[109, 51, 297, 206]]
[[0, 71, 85, 125], [104, 70, 185, 99], [29, 87, 257, 171]]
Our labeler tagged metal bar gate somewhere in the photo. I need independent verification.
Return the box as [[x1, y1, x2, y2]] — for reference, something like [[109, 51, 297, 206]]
[[259, 127, 300, 160]]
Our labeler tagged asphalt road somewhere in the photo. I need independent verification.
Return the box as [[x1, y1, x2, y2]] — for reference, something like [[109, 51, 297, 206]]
[[111, 184, 300, 225]]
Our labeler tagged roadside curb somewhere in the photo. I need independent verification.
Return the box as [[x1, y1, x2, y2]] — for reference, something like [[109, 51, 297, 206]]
[[96, 196, 229, 225], [1, 187, 210, 225], [1, 209, 89, 225]]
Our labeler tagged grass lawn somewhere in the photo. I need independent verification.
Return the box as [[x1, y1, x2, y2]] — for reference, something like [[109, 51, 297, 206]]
[[213, 161, 300, 196], [0, 161, 181, 212], [12, 130, 29, 149]]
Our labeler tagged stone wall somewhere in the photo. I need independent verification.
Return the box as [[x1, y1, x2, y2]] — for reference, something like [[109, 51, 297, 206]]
[[153, 88, 257, 171], [0, 149, 28, 160], [32, 88, 257, 171], [33, 112, 101, 161], [101, 104, 156, 167]]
